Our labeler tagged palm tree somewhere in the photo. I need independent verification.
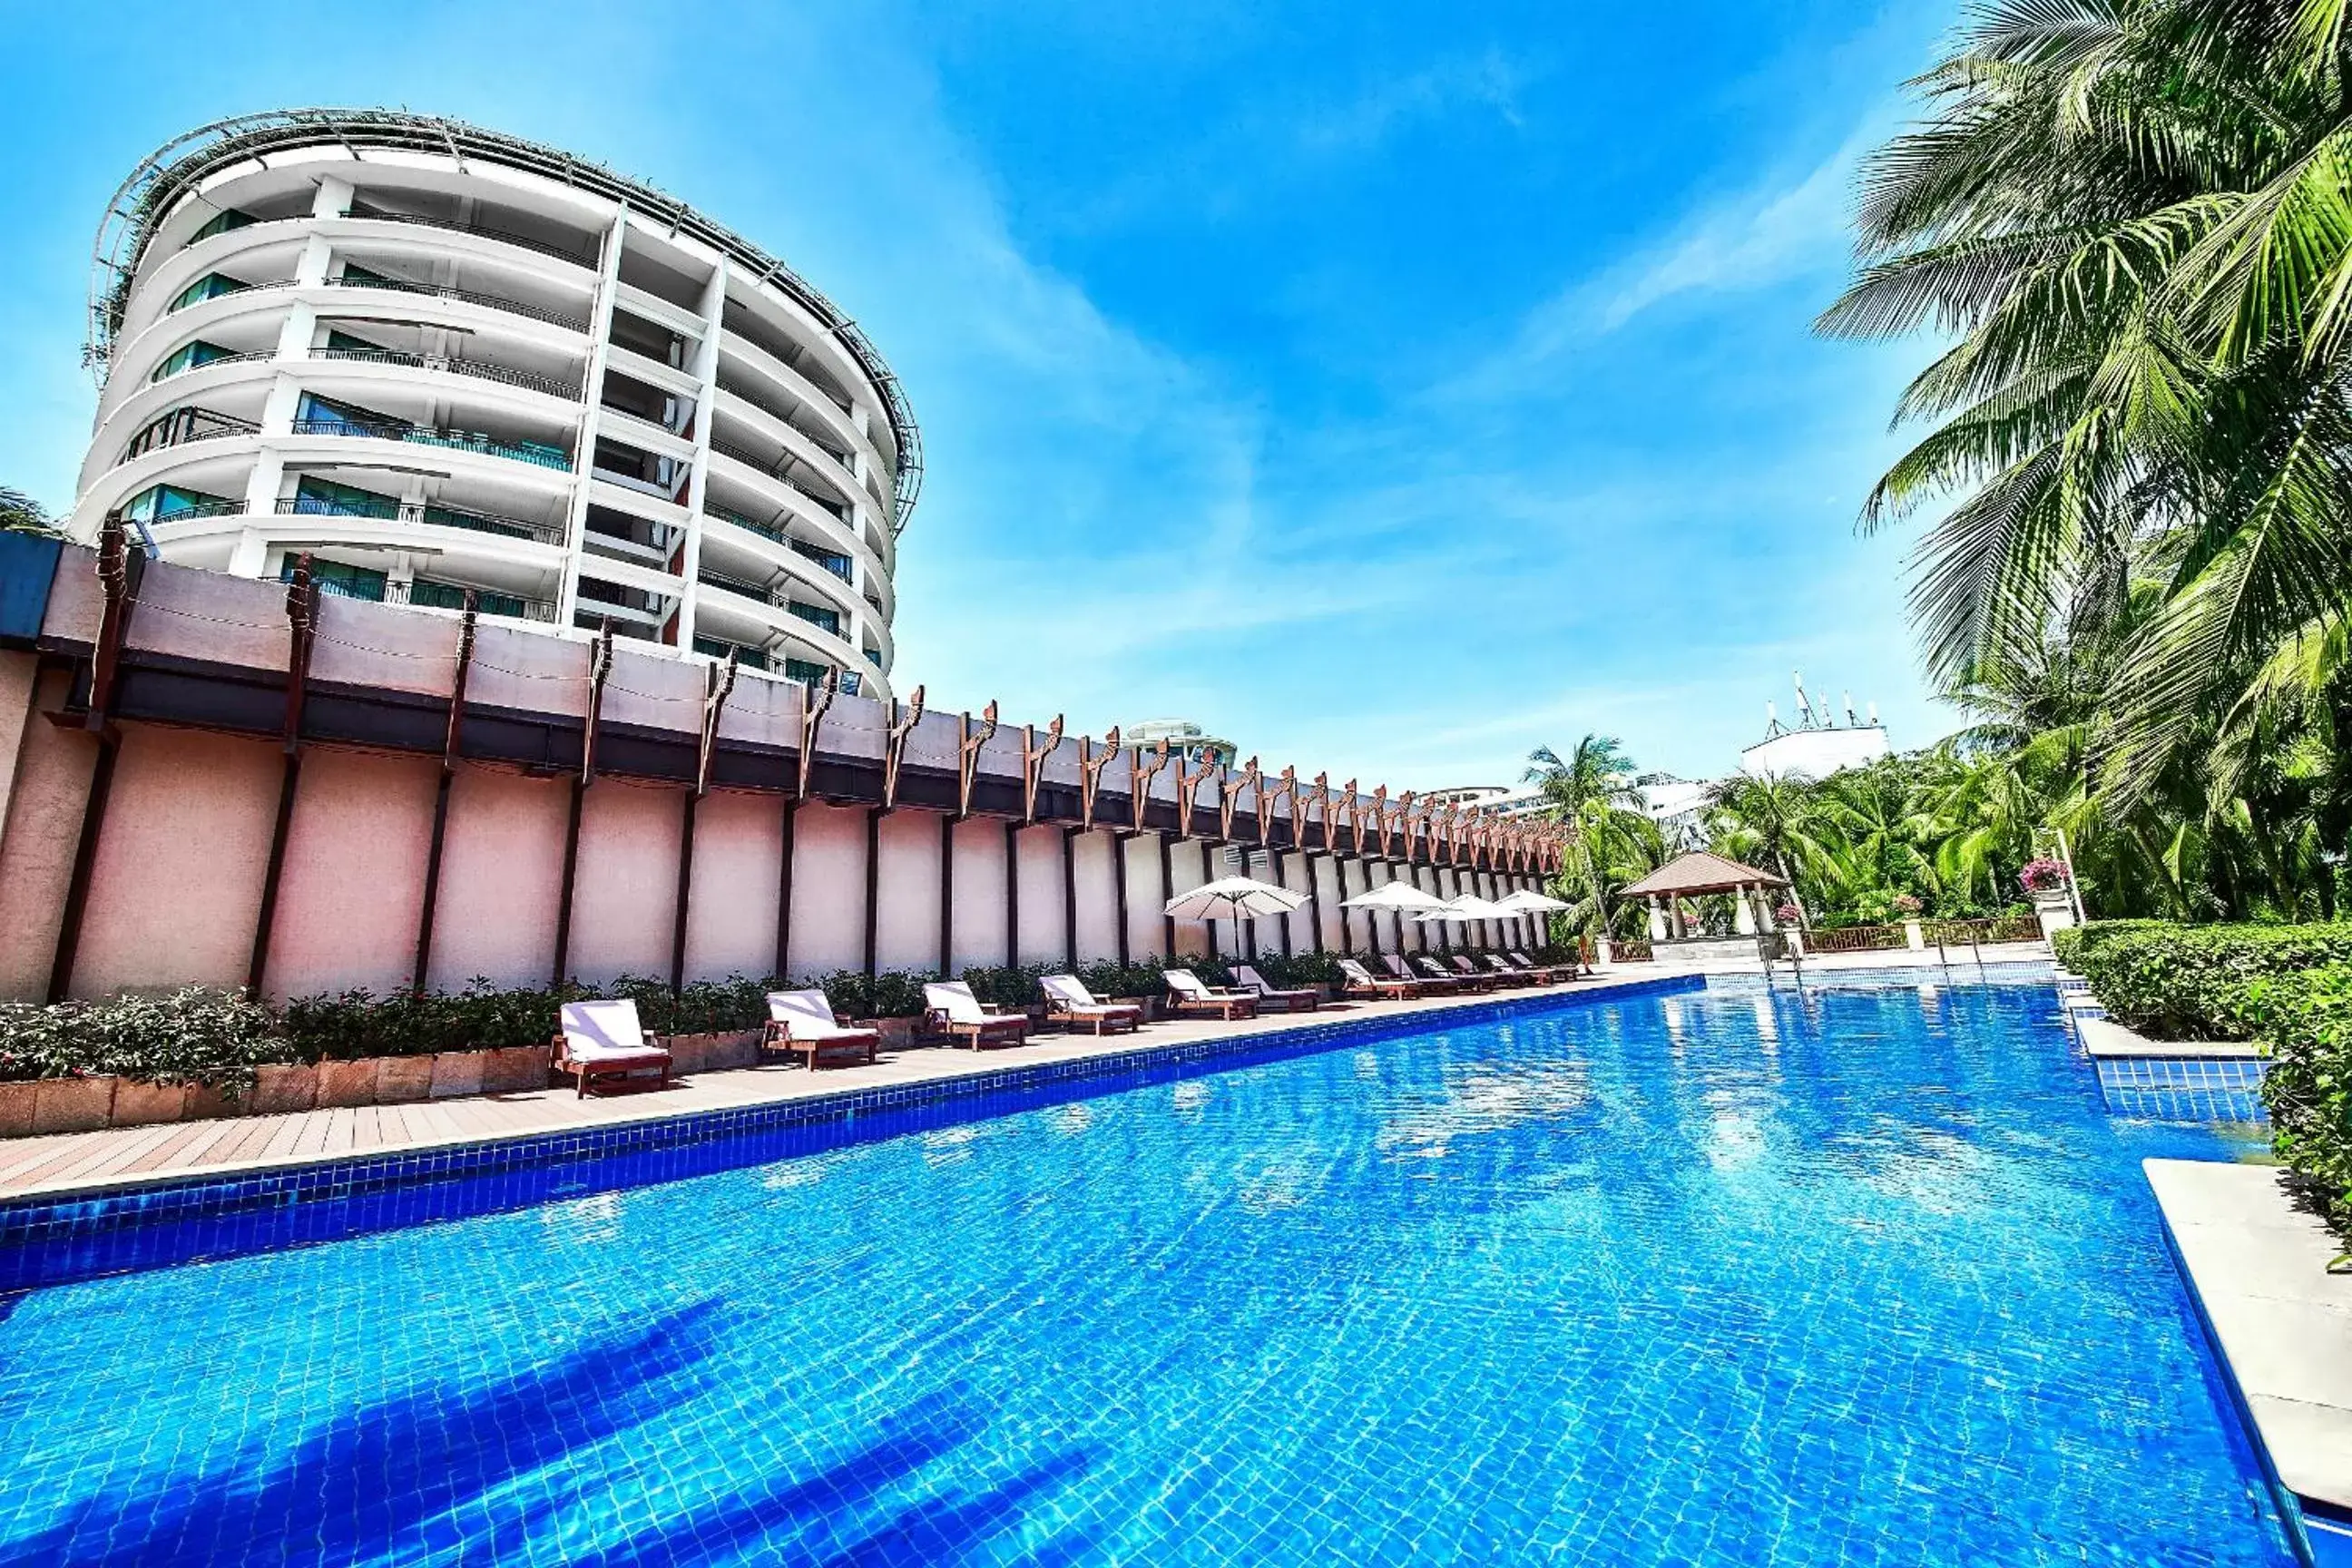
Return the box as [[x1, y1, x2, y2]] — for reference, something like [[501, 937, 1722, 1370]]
[[1818, 0, 2352, 808], [0, 487, 54, 536], [1702, 771, 1827, 926], [1524, 737, 1664, 945]]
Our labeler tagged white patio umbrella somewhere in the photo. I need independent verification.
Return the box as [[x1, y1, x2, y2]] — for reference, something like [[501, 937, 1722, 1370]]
[[1164, 875, 1310, 962], [1163, 874, 1310, 922], [1414, 896, 1514, 923], [1492, 889, 1573, 914], [1336, 880, 1447, 912]]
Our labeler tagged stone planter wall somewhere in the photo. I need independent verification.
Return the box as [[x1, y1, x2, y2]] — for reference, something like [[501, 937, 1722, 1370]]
[[665, 1030, 760, 1073]]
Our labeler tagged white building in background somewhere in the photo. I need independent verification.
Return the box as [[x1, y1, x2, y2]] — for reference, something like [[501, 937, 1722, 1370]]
[[1124, 719, 1240, 769], [1739, 672, 1890, 779], [68, 109, 917, 698]]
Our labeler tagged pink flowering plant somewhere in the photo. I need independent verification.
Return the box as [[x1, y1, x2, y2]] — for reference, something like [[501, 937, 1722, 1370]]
[[2019, 858, 2070, 894], [1891, 894, 1924, 916]]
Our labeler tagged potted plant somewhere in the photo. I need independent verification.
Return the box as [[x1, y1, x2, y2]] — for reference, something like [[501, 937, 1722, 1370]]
[[2018, 858, 2077, 939]]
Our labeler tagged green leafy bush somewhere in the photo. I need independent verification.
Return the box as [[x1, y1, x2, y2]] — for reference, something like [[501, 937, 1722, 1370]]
[[2067, 920, 2352, 1040], [2050, 919, 2171, 972], [0, 988, 280, 1094], [808, 970, 935, 1019], [2239, 965, 2352, 1240]]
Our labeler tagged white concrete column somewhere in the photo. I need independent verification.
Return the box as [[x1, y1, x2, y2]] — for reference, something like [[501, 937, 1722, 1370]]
[[273, 300, 318, 363], [309, 176, 354, 220], [294, 234, 334, 288], [557, 211, 631, 632], [1647, 896, 1667, 942], [676, 255, 729, 652], [1734, 884, 1756, 935], [240, 449, 286, 520], [227, 530, 270, 578]]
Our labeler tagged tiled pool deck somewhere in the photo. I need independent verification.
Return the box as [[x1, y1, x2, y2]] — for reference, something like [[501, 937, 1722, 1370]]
[[0, 974, 1685, 1206], [2147, 1159, 2352, 1560]]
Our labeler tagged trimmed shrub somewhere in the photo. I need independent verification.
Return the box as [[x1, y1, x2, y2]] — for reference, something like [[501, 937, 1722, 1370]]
[[0, 987, 280, 1095], [2066, 920, 2352, 1040], [2049, 919, 2170, 971], [2240, 964, 2352, 1240]]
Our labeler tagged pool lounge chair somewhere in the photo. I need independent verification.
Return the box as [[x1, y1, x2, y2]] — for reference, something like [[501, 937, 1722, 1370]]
[[1230, 964, 1319, 1013], [762, 989, 881, 1069], [924, 982, 1033, 1049], [1456, 955, 1534, 987], [1337, 957, 1419, 1000], [1384, 954, 1464, 993], [1497, 953, 1572, 984], [1164, 970, 1259, 1020], [1040, 975, 1145, 1035], [553, 999, 673, 1097], [1416, 955, 1494, 993]]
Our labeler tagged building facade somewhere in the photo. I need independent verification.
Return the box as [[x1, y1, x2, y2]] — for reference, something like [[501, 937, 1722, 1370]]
[[69, 110, 916, 699]]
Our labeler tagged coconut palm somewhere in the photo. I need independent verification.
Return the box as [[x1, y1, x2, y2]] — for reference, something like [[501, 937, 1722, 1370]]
[[1818, 0, 2352, 807], [1524, 736, 1664, 943], [1702, 771, 1829, 924], [0, 487, 54, 535]]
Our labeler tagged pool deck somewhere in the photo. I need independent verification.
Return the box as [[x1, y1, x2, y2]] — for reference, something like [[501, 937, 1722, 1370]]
[[0, 973, 1681, 1206], [2145, 1158, 2352, 1534]]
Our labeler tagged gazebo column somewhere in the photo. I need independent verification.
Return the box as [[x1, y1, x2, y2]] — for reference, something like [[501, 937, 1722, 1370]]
[[1733, 883, 1756, 936], [1647, 895, 1667, 942]]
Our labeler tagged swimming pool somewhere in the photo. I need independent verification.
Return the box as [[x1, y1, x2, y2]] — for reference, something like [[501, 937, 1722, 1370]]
[[0, 975, 2298, 1565]]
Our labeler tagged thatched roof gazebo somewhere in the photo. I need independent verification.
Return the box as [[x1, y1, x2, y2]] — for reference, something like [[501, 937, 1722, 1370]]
[[1620, 851, 1788, 944]]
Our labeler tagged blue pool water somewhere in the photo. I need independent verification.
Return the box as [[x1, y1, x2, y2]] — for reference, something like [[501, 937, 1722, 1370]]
[[0, 976, 2296, 1566]]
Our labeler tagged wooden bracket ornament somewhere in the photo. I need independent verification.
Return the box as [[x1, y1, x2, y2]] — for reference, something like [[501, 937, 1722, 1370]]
[[796, 667, 839, 799], [581, 622, 615, 788], [956, 701, 999, 818], [878, 684, 926, 810], [1308, 773, 1332, 854], [1078, 725, 1121, 830], [1265, 766, 1298, 850], [1125, 738, 1171, 835], [1220, 755, 1260, 845], [1021, 714, 1063, 824], [1176, 750, 1221, 840]]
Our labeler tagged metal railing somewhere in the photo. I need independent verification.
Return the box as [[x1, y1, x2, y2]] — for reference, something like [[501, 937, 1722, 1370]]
[[707, 436, 850, 519], [289, 416, 572, 470], [1924, 916, 2045, 946], [386, 577, 557, 621], [136, 496, 246, 523], [1802, 924, 1911, 954], [120, 407, 260, 464], [149, 348, 272, 382], [714, 376, 855, 468], [1610, 936, 1654, 963], [343, 204, 598, 268], [323, 273, 591, 333], [312, 346, 581, 401], [703, 504, 783, 544], [274, 495, 565, 545]]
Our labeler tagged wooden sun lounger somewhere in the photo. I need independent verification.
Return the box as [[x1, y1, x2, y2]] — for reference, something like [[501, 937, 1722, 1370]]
[[1416, 956, 1494, 993], [554, 999, 674, 1097], [924, 982, 1032, 1049], [1165, 971, 1259, 1019], [1385, 955, 1464, 993], [1230, 965, 1318, 1013], [1457, 956, 1534, 987], [1338, 959, 1418, 1000], [1040, 975, 1145, 1035], [763, 990, 882, 1068]]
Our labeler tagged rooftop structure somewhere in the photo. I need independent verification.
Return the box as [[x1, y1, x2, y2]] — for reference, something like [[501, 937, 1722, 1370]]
[[1124, 719, 1238, 769], [69, 109, 916, 699], [1739, 671, 1888, 780]]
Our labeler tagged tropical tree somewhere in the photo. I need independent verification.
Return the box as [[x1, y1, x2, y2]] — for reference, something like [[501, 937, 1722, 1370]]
[[0, 486, 54, 536], [1702, 770, 1830, 923], [1524, 736, 1665, 943], [1817, 0, 2352, 813]]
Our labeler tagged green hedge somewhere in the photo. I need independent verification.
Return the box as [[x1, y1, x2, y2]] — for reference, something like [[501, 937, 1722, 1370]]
[[2062, 920, 2352, 1040], [0, 988, 281, 1095], [2238, 964, 2352, 1236]]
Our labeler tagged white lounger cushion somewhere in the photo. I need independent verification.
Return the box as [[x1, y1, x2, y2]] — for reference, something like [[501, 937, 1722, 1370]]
[[1041, 975, 1123, 1013], [923, 982, 995, 1025], [1230, 965, 1300, 994], [560, 1000, 662, 1062], [769, 989, 869, 1041], [1164, 971, 1213, 997]]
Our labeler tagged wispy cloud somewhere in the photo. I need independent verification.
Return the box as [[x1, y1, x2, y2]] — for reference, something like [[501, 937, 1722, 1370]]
[[1293, 49, 1532, 155]]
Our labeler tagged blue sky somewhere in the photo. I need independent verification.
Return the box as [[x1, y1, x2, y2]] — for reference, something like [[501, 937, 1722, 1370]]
[[0, 0, 1955, 787]]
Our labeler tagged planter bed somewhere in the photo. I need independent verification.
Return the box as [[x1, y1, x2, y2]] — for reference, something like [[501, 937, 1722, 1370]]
[[0, 1034, 745, 1137]]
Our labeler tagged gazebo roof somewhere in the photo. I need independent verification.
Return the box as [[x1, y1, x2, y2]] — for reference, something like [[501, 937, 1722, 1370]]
[[1621, 851, 1788, 898]]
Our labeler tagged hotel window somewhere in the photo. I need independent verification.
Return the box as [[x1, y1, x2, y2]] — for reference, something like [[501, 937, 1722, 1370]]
[[169, 273, 250, 312], [279, 557, 387, 602], [122, 483, 234, 523], [150, 340, 238, 381], [290, 476, 399, 519]]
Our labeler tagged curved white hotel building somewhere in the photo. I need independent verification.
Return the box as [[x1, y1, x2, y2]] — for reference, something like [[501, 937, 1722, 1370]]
[[68, 109, 917, 697]]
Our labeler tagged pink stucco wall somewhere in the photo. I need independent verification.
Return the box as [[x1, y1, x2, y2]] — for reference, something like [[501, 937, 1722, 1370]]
[[683, 789, 783, 983], [1122, 833, 1167, 962], [0, 667, 93, 997], [946, 817, 1008, 972], [874, 810, 944, 975], [1012, 825, 1068, 968], [569, 778, 684, 985], [264, 747, 438, 997], [1164, 838, 1212, 959], [424, 766, 568, 993], [1068, 829, 1121, 965], [786, 803, 867, 978], [72, 727, 279, 998]]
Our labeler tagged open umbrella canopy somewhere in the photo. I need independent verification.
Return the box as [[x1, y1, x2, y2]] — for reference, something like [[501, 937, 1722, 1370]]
[[1416, 896, 1514, 923], [1493, 889, 1573, 914], [1163, 875, 1309, 922], [1337, 880, 1448, 912]]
